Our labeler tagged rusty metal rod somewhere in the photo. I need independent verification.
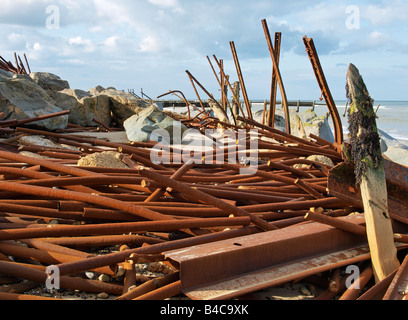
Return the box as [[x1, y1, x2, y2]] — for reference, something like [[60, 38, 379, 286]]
[[55, 226, 260, 276], [138, 169, 277, 231], [229, 41, 253, 119], [0, 260, 123, 295], [304, 210, 367, 236], [0, 216, 252, 241], [0, 180, 172, 222]]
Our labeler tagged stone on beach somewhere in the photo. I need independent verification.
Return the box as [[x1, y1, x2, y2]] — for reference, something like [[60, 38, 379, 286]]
[[124, 104, 188, 143], [78, 151, 129, 169], [298, 109, 334, 143], [0, 74, 68, 131]]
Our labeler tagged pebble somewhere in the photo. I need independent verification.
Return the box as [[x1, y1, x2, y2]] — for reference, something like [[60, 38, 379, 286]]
[[97, 292, 109, 299]]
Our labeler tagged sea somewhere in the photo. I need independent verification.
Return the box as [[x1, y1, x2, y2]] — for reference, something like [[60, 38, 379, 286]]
[[250, 100, 408, 144]]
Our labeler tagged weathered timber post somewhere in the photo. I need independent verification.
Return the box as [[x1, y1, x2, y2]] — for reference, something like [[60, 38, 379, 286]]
[[346, 63, 400, 283]]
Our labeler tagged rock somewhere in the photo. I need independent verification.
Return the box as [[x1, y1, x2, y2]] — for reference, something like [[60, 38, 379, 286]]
[[54, 89, 111, 127], [96, 292, 109, 299], [29, 72, 70, 100], [306, 155, 334, 167], [19, 135, 62, 148], [378, 128, 400, 153], [75, 95, 112, 127], [78, 151, 129, 169], [299, 109, 334, 143], [274, 109, 307, 139], [0, 69, 13, 81], [384, 143, 408, 167], [0, 76, 68, 131], [124, 104, 188, 143], [91, 87, 150, 125]]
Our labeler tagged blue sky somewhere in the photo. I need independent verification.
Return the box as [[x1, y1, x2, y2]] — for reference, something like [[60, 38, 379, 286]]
[[1, 0, 408, 101]]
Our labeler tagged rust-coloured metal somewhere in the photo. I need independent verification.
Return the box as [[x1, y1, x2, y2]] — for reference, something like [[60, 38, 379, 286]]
[[303, 36, 343, 148], [163, 215, 372, 300], [383, 253, 408, 300], [261, 19, 290, 134], [268, 32, 281, 128], [229, 41, 253, 120], [138, 169, 276, 232]]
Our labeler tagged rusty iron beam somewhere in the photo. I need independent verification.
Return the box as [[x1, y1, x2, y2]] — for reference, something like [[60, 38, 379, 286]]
[[303, 36, 343, 148], [229, 41, 253, 120], [261, 19, 290, 134], [268, 32, 281, 128], [163, 214, 381, 300]]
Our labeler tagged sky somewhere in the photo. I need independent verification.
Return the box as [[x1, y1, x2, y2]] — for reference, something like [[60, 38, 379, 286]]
[[1, 0, 408, 101]]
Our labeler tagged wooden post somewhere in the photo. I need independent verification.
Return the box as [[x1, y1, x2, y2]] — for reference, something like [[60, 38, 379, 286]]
[[346, 63, 400, 283]]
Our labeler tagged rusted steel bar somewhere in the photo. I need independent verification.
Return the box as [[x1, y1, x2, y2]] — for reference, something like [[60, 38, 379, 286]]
[[268, 32, 281, 127], [261, 19, 290, 134], [0, 292, 63, 300], [117, 272, 180, 300], [304, 209, 367, 236], [138, 169, 277, 231], [358, 268, 398, 300], [185, 70, 229, 121], [55, 226, 260, 276], [295, 179, 325, 199], [24, 53, 31, 73], [267, 160, 315, 179], [0, 216, 252, 241], [10, 110, 70, 127], [0, 260, 123, 295], [0, 202, 82, 221], [38, 234, 165, 247], [145, 161, 194, 203], [303, 36, 343, 148], [383, 253, 408, 300], [0, 241, 113, 275], [212, 55, 246, 119], [134, 280, 182, 300], [206, 56, 235, 124], [19, 238, 94, 259], [229, 41, 253, 119], [0, 180, 172, 222]]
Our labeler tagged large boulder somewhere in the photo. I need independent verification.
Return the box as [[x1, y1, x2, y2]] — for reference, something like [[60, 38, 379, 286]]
[[29, 72, 70, 100], [124, 104, 188, 143], [89, 86, 150, 125], [0, 75, 68, 130], [299, 109, 335, 143], [384, 143, 408, 167], [0, 69, 13, 81], [272, 109, 307, 139], [55, 89, 111, 127]]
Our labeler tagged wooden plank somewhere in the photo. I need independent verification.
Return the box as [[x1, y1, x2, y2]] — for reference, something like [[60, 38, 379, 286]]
[[346, 63, 400, 283]]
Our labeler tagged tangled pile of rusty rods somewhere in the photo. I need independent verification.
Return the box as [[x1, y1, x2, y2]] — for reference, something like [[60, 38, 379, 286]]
[[0, 112, 369, 300]]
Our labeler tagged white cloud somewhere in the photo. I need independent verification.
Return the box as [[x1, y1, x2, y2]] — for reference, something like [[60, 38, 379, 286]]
[[68, 36, 95, 52], [148, 0, 179, 7], [139, 36, 161, 53]]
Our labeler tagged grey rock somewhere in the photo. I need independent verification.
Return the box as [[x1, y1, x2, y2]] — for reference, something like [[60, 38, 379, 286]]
[[89, 87, 150, 125], [384, 143, 408, 167], [29, 72, 70, 99], [73, 95, 112, 128], [298, 109, 334, 143], [54, 88, 92, 111], [0, 76, 68, 131], [124, 104, 187, 143], [0, 69, 13, 81]]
